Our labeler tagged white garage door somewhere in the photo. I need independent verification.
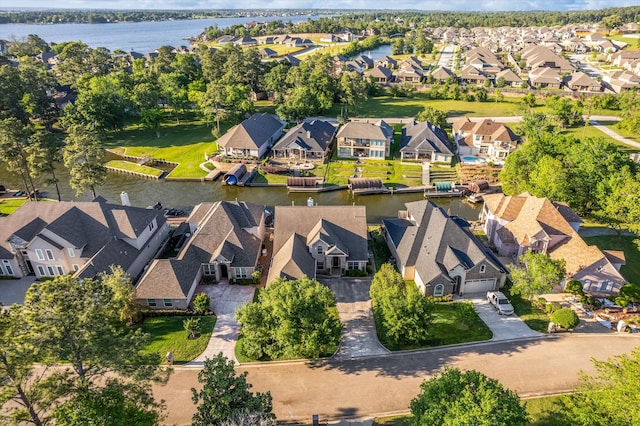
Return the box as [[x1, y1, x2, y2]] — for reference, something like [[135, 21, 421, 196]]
[[463, 278, 497, 294]]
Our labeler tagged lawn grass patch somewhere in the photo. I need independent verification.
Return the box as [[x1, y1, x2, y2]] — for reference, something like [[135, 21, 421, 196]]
[[561, 124, 640, 153], [582, 235, 640, 284], [375, 300, 492, 351], [105, 117, 222, 178], [525, 394, 573, 426], [105, 160, 164, 178], [0, 198, 29, 215], [369, 225, 392, 270], [502, 284, 549, 333], [139, 316, 216, 364], [373, 415, 412, 426], [326, 95, 528, 119]]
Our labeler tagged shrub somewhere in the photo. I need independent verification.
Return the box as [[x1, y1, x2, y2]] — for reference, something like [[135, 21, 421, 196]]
[[545, 302, 562, 314], [565, 280, 585, 297], [251, 270, 261, 284], [183, 317, 201, 339], [533, 297, 547, 311], [550, 308, 580, 330], [192, 293, 211, 315], [345, 268, 368, 277]]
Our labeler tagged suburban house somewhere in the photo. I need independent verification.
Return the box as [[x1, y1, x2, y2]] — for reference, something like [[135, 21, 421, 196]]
[[603, 70, 640, 93], [216, 113, 286, 159], [375, 55, 398, 69], [268, 204, 368, 284], [400, 121, 453, 163], [495, 69, 523, 87], [383, 201, 508, 297], [452, 117, 520, 163], [395, 57, 424, 83], [271, 120, 337, 162], [565, 72, 602, 92], [460, 64, 488, 85], [481, 192, 627, 296], [429, 66, 456, 82], [0, 198, 169, 281], [135, 201, 266, 309], [369, 65, 394, 84], [336, 120, 393, 159]]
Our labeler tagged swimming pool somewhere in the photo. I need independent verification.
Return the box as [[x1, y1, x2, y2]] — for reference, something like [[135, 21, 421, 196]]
[[461, 156, 487, 164]]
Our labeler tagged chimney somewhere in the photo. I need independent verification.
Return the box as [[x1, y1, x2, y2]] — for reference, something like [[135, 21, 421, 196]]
[[120, 192, 131, 206]]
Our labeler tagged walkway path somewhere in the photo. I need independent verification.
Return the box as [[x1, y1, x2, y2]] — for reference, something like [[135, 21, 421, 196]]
[[589, 120, 640, 150], [186, 282, 255, 366]]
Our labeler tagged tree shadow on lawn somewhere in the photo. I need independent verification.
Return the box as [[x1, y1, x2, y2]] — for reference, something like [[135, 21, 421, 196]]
[[105, 124, 216, 150], [310, 336, 547, 378]]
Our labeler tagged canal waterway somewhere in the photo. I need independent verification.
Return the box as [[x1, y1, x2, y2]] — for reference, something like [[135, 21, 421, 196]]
[[0, 165, 482, 224]]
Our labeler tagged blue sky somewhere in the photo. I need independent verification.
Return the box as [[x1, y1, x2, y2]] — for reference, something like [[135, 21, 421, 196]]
[[2, 0, 638, 12]]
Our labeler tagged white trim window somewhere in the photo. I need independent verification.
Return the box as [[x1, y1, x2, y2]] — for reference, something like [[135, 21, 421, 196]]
[[36, 249, 45, 260], [202, 264, 216, 276], [480, 264, 486, 274], [67, 247, 76, 257], [347, 261, 360, 270], [317, 260, 324, 269], [234, 267, 249, 279], [317, 245, 323, 255], [56, 265, 64, 275], [434, 284, 445, 297], [147, 299, 157, 307], [1, 260, 12, 276], [46, 266, 54, 276], [163, 299, 173, 307], [37, 265, 45, 276], [72, 264, 79, 272], [45, 249, 54, 260]]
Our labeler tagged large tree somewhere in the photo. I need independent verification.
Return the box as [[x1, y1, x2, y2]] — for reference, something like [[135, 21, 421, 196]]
[[235, 277, 341, 360], [191, 353, 274, 426], [410, 367, 529, 426], [508, 251, 566, 300], [370, 264, 432, 348], [0, 117, 38, 200], [416, 106, 447, 129], [62, 125, 106, 198]]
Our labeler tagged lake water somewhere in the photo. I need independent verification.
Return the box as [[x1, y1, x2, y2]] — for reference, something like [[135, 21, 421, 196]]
[[359, 44, 392, 62], [0, 165, 482, 224], [0, 15, 322, 53]]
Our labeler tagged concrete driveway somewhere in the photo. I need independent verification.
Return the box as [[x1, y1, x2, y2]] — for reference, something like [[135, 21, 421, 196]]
[[320, 277, 389, 359], [466, 294, 543, 341], [186, 282, 255, 366], [0, 276, 37, 307]]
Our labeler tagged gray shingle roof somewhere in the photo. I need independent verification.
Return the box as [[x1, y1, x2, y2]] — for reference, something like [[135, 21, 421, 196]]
[[271, 120, 337, 153], [336, 121, 393, 141], [400, 121, 452, 156]]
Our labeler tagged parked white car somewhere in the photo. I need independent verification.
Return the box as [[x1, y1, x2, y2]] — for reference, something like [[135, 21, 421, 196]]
[[487, 291, 514, 315]]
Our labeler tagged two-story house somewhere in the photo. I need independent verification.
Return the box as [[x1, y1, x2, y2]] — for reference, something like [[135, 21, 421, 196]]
[[453, 117, 520, 163], [335, 120, 393, 159], [400, 121, 453, 163], [267, 204, 368, 284], [0, 198, 169, 281], [481, 192, 627, 296], [271, 120, 337, 162], [383, 201, 507, 297], [135, 201, 266, 309]]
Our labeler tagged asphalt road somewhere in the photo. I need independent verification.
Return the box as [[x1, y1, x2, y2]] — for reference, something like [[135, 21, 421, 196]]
[[156, 334, 640, 425]]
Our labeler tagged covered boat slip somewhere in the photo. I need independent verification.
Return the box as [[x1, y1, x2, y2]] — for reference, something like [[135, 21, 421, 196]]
[[223, 164, 247, 185], [348, 177, 390, 195]]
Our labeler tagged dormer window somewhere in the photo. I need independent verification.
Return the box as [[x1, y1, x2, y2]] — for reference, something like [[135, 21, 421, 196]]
[[480, 264, 486, 273]]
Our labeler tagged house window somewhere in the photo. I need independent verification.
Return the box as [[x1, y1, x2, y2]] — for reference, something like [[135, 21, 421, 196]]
[[0, 265, 4, 275], [347, 261, 359, 270], [72, 264, 79, 272], [149, 222, 154, 232], [56, 265, 64, 275], [480, 265, 486, 274], [317, 245, 323, 255], [317, 260, 324, 269], [67, 248, 75, 257], [46, 266, 54, 276], [37, 265, 45, 276], [235, 268, 249, 279], [434, 284, 445, 297], [599, 281, 609, 292], [45, 249, 54, 260], [163, 299, 173, 307], [203, 264, 216, 276], [36, 249, 45, 260], [147, 299, 157, 307]]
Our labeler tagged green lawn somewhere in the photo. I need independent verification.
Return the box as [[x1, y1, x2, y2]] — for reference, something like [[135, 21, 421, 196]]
[[582, 235, 640, 284], [375, 300, 493, 351], [373, 394, 575, 426], [325, 159, 423, 187], [139, 316, 216, 364], [105, 117, 221, 178], [561, 124, 640, 153], [502, 285, 549, 333], [608, 35, 640, 50], [251, 169, 290, 184], [0, 198, 29, 215], [327, 95, 528, 119], [105, 160, 165, 178]]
